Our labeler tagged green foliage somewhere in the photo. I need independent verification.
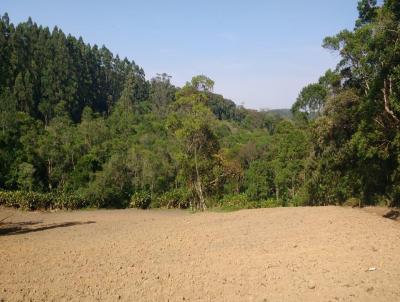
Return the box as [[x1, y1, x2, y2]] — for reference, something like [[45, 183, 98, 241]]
[[301, 0, 400, 207], [129, 192, 151, 209], [291, 83, 327, 119], [189, 75, 214, 92], [217, 194, 286, 211], [218, 193, 256, 210], [0, 191, 51, 210], [0, 191, 89, 210], [343, 197, 362, 207], [16, 162, 35, 191], [3, 4, 400, 212], [168, 84, 221, 210], [154, 188, 192, 209], [260, 198, 285, 208], [244, 160, 274, 201], [0, 13, 310, 211]]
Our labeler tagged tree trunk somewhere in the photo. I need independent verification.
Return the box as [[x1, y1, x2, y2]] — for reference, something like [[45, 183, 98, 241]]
[[383, 78, 399, 124], [47, 158, 52, 190], [194, 147, 206, 211], [276, 186, 279, 201], [291, 176, 295, 199]]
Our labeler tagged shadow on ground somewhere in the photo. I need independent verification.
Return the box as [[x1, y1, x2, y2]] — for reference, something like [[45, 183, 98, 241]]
[[0, 221, 95, 236], [383, 210, 400, 221]]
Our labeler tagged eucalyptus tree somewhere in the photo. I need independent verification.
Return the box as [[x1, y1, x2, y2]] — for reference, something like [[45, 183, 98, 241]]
[[167, 78, 220, 210]]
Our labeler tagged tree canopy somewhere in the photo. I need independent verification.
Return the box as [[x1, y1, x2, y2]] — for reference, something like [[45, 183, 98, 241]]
[[1, 0, 400, 210]]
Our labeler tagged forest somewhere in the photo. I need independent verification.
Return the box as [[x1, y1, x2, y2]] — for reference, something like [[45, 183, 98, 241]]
[[0, 0, 400, 210]]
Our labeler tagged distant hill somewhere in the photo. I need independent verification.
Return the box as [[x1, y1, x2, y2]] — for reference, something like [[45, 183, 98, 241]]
[[264, 109, 292, 119]]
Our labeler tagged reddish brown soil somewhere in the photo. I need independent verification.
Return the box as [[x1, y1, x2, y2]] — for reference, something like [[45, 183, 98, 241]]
[[0, 206, 399, 301]]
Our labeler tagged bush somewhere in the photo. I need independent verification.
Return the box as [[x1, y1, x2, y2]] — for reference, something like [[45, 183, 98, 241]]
[[290, 187, 309, 207], [217, 194, 290, 210], [53, 193, 90, 210], [343, 197, 361, 207], [0, 191, 51, 210], [154, 188, 192, 209], [129, 192, 151, 209], [387, 186, 400, 207], [0, 190, 90, 210], [218, 193, 260, 210], [259, 198, 283, 208]]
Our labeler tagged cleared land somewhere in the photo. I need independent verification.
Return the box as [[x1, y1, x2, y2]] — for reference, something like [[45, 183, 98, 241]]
[[0, 207, 399, 302]]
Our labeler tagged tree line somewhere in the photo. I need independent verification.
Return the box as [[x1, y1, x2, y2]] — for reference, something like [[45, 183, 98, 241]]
[[292, 0, 400, 207], [0, 0, 399, 210]]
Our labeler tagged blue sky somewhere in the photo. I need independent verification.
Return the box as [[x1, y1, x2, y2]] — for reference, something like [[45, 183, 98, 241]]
[[1, 1, 359, 109]]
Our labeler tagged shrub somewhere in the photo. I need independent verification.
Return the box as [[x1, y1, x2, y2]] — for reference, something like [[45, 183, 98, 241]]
[[130, 192, 151, 209], [387, 185, 400, 207], [0, 191, 51, 210], [53, 193, 90, 210], [259, 198, 283, 208], [218, 194, 290, 210], [154, 188, 192, 209], [290, 187, 309, 207], [218, 193, 260, 210], [0, 191, 90, 210], [343, 197, 361, 207]]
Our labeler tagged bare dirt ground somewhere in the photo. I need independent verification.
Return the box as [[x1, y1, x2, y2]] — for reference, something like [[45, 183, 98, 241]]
[[0, 206, 399, 302]]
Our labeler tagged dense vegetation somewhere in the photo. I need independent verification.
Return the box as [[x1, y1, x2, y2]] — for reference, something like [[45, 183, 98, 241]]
[[0, 0, 399, 210], [292, 0, 400, 207]]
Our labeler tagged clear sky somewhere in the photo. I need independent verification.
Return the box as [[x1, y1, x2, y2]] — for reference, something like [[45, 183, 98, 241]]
[[1, 1, 359, 109]]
